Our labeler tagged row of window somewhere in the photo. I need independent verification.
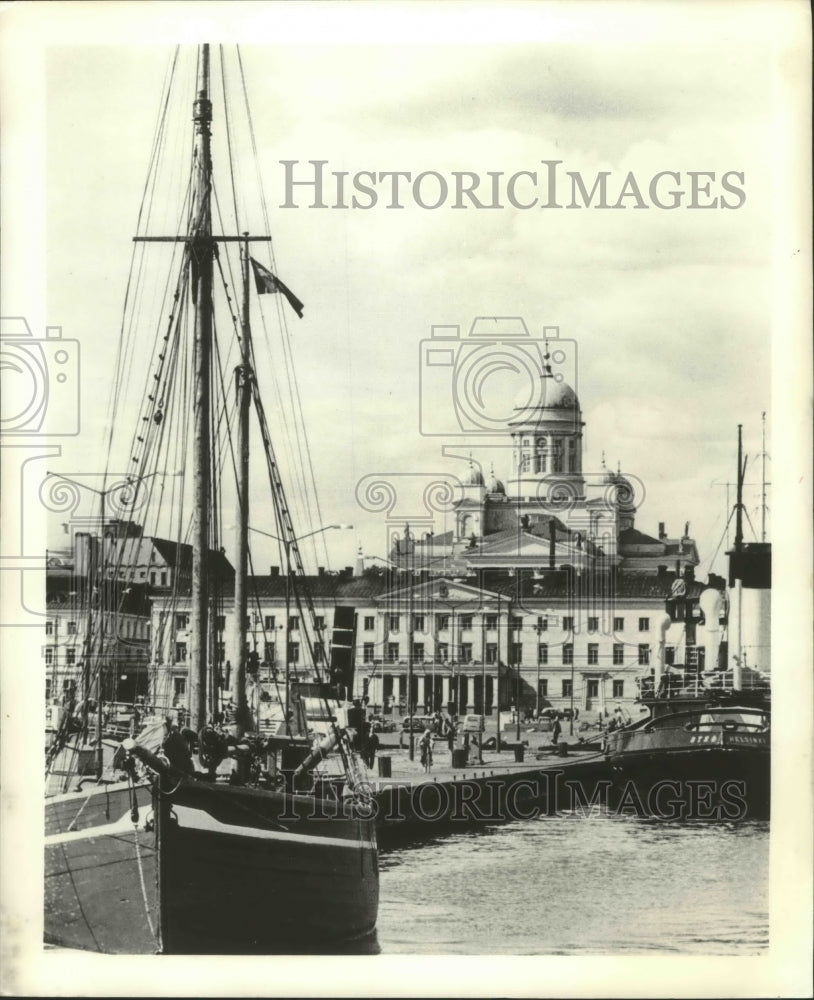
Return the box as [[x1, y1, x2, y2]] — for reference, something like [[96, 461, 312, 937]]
[[541, 678, 625, 699], [172, 641, 314, 665], [44, 647, 76, 665], [375, 674, 625, 700], [375, 615, 651, 634], [361, 641, 654, 666], [167, 612, 654, 636], [45, 618, 149, 638], [167, 638, 659, 666], [173, 614, 328, 634]]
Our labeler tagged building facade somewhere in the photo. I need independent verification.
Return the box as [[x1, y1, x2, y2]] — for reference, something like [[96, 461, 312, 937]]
[[145, 563, 718, 725]]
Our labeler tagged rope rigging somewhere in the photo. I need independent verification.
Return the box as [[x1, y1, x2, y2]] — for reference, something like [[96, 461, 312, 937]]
[[48, 44, 363, 788]]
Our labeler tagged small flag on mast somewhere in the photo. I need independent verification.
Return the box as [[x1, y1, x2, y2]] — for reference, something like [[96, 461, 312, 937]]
[[249, 258, 304, 318]]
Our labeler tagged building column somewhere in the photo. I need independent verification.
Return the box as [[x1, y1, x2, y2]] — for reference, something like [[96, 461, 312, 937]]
[[442, 676, 450, 708], [394, 675, 403, 713]]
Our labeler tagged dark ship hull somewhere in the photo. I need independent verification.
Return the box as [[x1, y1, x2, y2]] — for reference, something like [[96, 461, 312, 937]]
[[45, 776, 378, 954], [605, 704, 770, 820]]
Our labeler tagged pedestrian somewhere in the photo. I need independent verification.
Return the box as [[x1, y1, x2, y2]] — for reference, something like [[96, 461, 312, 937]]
[[364, 724, 379, 769], [419, 728, 433, 773], [447, 721, 456, 753], [551, 715, 562, 745]]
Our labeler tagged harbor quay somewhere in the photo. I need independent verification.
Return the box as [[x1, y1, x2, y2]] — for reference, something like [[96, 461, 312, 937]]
[[364, 721, 755, 834]]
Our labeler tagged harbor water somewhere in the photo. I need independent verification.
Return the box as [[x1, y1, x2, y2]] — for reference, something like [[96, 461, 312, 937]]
[[376, 815, 769, 955]]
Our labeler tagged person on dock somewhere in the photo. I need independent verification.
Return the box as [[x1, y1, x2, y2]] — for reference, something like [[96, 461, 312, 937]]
[[419, 728, 433, 773], [551, 715, 562, 745], [363, 723, 379, 769]]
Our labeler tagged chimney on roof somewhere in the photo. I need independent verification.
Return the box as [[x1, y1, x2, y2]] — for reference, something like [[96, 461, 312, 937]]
[[318, 566, 325, 577], [658, 522, 666, 539], [270, 566, 279, 577], [344, 566, 353, 577]]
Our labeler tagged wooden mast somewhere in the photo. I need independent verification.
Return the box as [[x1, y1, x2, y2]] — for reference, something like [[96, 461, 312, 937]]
[[132, 48, 272, 733], [189, 45, 214, 732], [232, 235, 252, 734]]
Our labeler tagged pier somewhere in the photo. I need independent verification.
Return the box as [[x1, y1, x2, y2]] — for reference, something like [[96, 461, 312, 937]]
[[370, 735, 610, 841]]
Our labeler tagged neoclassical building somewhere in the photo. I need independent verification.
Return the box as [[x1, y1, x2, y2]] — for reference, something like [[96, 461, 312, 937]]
[[48, 335, 718, 726]]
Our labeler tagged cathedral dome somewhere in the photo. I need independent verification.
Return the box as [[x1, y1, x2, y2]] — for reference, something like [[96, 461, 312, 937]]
[[466, 464, 485, 486], [514, 376, 579, 411], [511, 376, 579, 425]]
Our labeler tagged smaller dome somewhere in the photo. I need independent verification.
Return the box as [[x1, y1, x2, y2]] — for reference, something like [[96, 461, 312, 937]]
[[487, 473, 506, 495], [467, 464, 485, 487]]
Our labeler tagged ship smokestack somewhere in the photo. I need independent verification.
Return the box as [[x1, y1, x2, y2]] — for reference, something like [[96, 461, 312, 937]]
[[654, 613, 671, 691], [699, 588, 723, 679]]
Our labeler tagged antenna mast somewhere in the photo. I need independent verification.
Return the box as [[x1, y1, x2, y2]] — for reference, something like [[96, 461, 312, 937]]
[[760, 411, 767, 542], [734, 423, 745, 554]]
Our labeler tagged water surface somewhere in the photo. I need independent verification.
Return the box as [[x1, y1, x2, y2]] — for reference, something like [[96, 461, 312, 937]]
[[377, 816, 768, 955]]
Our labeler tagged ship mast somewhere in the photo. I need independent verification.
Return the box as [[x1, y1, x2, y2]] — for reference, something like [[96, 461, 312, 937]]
[[734, 423, 745, 555], [760, 410, 768, 542], [232, 235, 252, 734], [132, 46, 272, 734], [731, 423, 746, 688], [189, 45, 214, 731]]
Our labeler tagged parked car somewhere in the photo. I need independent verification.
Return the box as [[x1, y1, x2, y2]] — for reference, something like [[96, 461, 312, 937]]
[[460, 713, 484, 733], [369, 714, 396, 733], [401, 715, 432, 733]]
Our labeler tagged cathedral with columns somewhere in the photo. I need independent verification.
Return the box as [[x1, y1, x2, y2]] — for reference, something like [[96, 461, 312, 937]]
[[400, 354, 700, 581]]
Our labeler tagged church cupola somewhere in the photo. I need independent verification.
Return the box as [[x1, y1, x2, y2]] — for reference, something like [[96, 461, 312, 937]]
[[506, 359, 585, 501]]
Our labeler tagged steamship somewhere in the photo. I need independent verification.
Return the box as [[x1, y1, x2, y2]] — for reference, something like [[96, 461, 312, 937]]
[[604, 427, 771, 819]]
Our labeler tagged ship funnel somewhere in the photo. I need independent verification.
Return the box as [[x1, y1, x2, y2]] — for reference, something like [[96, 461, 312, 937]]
[[654, 612, 671, 689], [699, 588, 723, 676]]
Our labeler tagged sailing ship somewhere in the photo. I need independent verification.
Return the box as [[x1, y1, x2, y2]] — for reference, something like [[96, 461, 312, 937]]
[[604, 425, 771, 819], [44, 45, 379, 953]]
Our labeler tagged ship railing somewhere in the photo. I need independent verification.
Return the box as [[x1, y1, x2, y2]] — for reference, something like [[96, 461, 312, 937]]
[[637, 667, 771, 700]]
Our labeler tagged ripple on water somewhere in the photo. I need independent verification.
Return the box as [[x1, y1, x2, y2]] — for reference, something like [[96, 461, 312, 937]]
[[377, 817, 769, 955]]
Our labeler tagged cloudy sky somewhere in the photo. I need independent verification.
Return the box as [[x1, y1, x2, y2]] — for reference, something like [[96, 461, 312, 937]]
[[5, 2, 804, 579]]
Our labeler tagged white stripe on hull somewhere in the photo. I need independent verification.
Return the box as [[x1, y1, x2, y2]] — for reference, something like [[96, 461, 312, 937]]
[[172, 803, 377, 851], [45, 811, 139, 846]]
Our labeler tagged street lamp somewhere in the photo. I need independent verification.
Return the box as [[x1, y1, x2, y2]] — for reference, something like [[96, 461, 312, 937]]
[[248, 523, 353, 734]]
